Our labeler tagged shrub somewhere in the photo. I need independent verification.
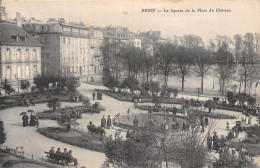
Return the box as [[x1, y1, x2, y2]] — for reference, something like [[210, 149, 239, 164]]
[[47, 96, 61, 112], [2, 79, 14, 95], [104, 75, 118, 90], [0, 120, 6, 147], [121, 76, 139, 92], [20, 80, 30, 92]]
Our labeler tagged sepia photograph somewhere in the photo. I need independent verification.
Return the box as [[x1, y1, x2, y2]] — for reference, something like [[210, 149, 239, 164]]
[[0, 0, 259, 167]]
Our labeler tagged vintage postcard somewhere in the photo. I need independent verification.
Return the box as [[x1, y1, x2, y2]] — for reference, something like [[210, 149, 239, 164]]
[[0, 0, 259, 168]]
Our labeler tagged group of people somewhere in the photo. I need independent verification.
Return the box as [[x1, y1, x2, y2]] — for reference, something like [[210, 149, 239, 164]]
[[207, 132, 228, 152], [48, 147, 76, 164], [22, 113, 38, 127], [92, 91, 102, 100], [241, 112, 253, 125], [101, 115, 112, 129]]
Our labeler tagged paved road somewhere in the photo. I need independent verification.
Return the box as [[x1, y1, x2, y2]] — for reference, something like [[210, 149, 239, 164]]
[[0, 103, 105, 168]]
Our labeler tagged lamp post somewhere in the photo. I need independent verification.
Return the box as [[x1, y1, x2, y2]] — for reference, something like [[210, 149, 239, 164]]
[[225, 86, 227, 102], [17, 78, 19, 93]]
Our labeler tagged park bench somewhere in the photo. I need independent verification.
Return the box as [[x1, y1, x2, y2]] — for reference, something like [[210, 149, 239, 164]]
[[44, 151, 78, 166]]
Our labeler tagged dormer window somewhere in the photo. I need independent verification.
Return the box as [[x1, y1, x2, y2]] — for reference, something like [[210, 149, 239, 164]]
[[20, 36, 27, 42], [10, 34, 19, 42]]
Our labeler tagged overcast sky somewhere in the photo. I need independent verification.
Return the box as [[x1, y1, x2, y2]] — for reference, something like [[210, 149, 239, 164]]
[[2, 0, 260, 44]]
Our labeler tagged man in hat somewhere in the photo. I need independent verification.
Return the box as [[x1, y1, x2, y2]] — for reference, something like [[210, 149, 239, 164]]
[[56, 148, 62, 155], [207, 132, 213, 151], [213, 131, 218, 151], [101, 115, 106, 128], [49, 147, 55, 154], [92, 91, 96, 100], [133, 117, 139, 128], [63, 148, 68, 155], [107, 115, 112, 129]]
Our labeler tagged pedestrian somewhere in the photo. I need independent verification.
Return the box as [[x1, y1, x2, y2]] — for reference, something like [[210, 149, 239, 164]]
[[200, 118, 204, 133], [97, 92, 100, 100], [213, 131, 217, 151], [133, 117, 139, 128], [107, 115, 112, 129], [92, 91, 96, 100], [127, 108, 130, 115], [126, 130, 130, 139], [101, 115, 106, 128], [36, 116, 39, 128], [22, 114, 29, 127], [226, 121, 229, 130], [207, 132, 213, 151], [205, 117, 209, 126], [220, 135, 226, 148], [248, 115, 252, 125], [114, 113, 120, 126]]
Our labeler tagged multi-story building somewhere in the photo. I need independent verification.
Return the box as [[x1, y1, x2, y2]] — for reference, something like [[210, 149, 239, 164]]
[[0, 5, 41, 91], [139, 30, 166, 56], [22, 19, 103, 77]]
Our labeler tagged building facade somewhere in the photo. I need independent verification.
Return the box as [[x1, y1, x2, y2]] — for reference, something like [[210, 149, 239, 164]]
[[22, 20, 103, 77], [0, 6, 41, 91]]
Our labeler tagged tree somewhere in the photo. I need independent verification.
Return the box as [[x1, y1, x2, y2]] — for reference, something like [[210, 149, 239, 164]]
[[58, 109, 78, 131], [155, 42, 177, 89], [227, 91, 237, 105], [239, 33, 258, 94], [104, 75, 118, 91], [102, 43, 124, 90], [175, 46, 193, 91], [193, 47, 212, 93], [33, 75, 49, 92], [47, 96, 61, 112], [2, 79, 14, 95], [0, 120, 6, 147], [20, 80, 30, 92], [215, 42, 236, 95], [142, 81, 161, 95], [121, 76, 139, 93]]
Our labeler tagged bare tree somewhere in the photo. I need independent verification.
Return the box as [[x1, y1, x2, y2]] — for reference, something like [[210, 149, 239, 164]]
[[215, 42, 236, 95], [193, 47, 213, 93], [155, 42, 177, 89], [175, 46, 193, 91]]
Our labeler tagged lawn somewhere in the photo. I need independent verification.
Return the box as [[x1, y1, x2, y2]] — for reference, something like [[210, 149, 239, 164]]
[[0, 91, 71, 111], [37, 127, 104, 152], [136, 104, 236, 119], [97, 89, 253, 114]]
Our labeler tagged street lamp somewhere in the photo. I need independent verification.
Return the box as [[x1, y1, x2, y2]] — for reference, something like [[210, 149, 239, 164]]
[[17, 78, 19, 93]]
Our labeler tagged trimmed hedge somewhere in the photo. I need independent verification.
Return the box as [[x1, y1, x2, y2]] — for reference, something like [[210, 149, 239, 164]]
[[37, 127, 104, 153]]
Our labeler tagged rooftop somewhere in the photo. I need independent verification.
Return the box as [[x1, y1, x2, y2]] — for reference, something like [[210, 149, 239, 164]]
[[0, 21, 41, 47]]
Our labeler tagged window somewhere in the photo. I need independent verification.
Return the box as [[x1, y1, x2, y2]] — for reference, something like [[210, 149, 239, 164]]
[[33, 65, 37, 76], [6, 67, 11, 79], [17, 66, 21, 78], [25, 66, 30, 78], [17, 49, 21, 60], [6, 48, 11, 60], [26, 49, 29, 60], [33, 49, 37, 60]]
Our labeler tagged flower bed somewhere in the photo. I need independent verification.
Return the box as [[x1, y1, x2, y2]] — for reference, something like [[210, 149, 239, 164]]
[[37, 127, 104, 153]]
